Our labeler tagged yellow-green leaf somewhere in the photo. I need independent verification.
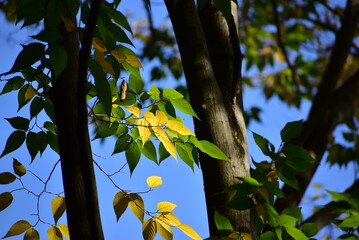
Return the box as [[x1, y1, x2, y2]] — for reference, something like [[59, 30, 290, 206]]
[[126, 55, 142, 68], [128, 193, 144, 222], [24, 228, 40, 240], [47, 226, 62, 240], [166, 128, 178, 138], [51, 196, 66, 224], [125, 106, 141, 117], [100, 60, 115, 75], [158, 212, 181, 227], [13, 158, 26, 177], [156, 219, 173, 240], [137, 118, 151, 145], [165, 120, 195, 136], [156, 111, 168, 124], [92, 37, 107, 52], [142, 219, 157, 240], [111, 50, 126, 61], [25, 85, 36, 102], [0, 192, 13, 211], [157, 201, 177, 212], [146, 176, 163, 188], [58, 224, 70, 239], [177, 224, 202, 240], [113, 191, 130, 221], [2, 220, 31, 238]]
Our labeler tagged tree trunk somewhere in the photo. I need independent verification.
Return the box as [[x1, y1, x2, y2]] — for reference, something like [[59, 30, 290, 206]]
[[164, 0, 252, 236]]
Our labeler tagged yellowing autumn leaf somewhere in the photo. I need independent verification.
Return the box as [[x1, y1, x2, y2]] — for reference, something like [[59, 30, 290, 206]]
[[165, 120, 195, 136], [142, 219, 157, 240], [51, 196, 66, 224], [3, 220, 31, 238], [153, 127, 177, 160], [137, 118, 151, 145], [125, 106, 141, 117], [24, 228, 40, 240], [100, 61, 115, 75], [113, 191, 130, 221], [156, 111, 168, 124], [58, 224, 70, 239], [241, 232, 253, 240], [260, 47, 272, 55], [126, 55, 142, 68], [255, 204, 266, 223], [94, 49, 104, 62], [166, 128, 178, 138], [128, 193, 145, 222], [144, 111, 158, 126], [275, 51, 285, 64], [61, 17, 76, 32], [146, 176, 163, 188], [157, 212, 181, 227], [111, 50, 126, 61], [25, 85, 36, 102], [92, 37, 107, 52], [47, 226, 62, 240], [156, 220, 173, 240], [177, 224, 202, 240], [157, 201, 177, 212]]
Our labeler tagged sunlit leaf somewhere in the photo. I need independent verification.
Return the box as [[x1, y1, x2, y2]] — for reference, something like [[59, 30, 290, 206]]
[[156, 218, 173, 240], [214, 211, 233, 230], [2, 220, 31, 238], [137, 118, 151, 145], [149, 85, 161, 101], [128, 193, 144, 222], [177, 224, 202, 240], [13, 158, 26, 176], [163, 88, 184, 100], [111, 50, 126, 61], [58, 224, 70, 239], [286, 226, 308, 240], [158, 212, 181, 227], [47, 226, 62, 240], [24, 228, 40, 240], [198, 140, 230, 161], [24, 85, 36, 103], [170, 98, 199, 119], [125, 106, 141, 117], [0, 192, 13, 211], [146, 176, 163, 188], [92, 37, 107, 52], [156, 111, 168, 124], [51, 196, 66, 224], [157, 201, 177, 212], [154, 127, 176, 160], [142, 219, 157, 240], [165, 120, 194, 136], [126, 55, 142, 68], [113, 191, 130, 221]]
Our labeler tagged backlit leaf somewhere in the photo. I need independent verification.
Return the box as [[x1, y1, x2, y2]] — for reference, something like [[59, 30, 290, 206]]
[[113, 191, 130, 221], [142, 219, 157, 240], [2, 220, 31, 238], [149, 85, 161, 101], [198, 140, 230, 161], [24, 228, 40, 240], [137, 118, 151, 145], [154, 127, 176, 160], [126, 55, 142, 68], [128, 193, 145, 222], [170, 98, 199, 119], [47, 226, 62, 240], [214, 211, 233, 230], [163, 88, 184, 100], [25, 85, 36, 102], [51, 196, 66, 224], [13, 158, 26, 176], [111, 50, 126, 61], [126, 142, 141, 175], [301, 223, 318, 237], [156, 219, 173, 240], [253, 132, 275, 156], [112, 134, 131, 155], [57, 224, 70, 239], [138, 140, 157, 163], [0, 192, 13, 211], [158, 212, 181, 227], [92, 37, 107, 52], [146, 176, 163, 188], [177, 224, 202, 240], [157, 201, 177, 212], [129, 74, 144, 93], [156, 111, 168, 124], [125, 106, 141, 117], [0, 172, 16, 184], [286, 226, 308, 240], [165, 120, 194, 136]]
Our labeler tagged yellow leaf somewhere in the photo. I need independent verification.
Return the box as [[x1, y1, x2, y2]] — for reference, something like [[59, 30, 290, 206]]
[[137, 118, 151, 145], [156, 111, 168, 124], [260, 47, 272, 55], [112, 97, 119, 108], [100, 60, 115, 75], [153, 127, 176, 160], [157, 201, 177, 212], [13, 158, 26, 176], [92, 37, 107, 52], [255, 204, 265, 222], [156, 220, 173, 240], [177, 224, 202, 240], [240, 232, 252, 240], [61, 17, 76, 32], [275, 51, 285, 64], [113, 191, 130, 221], [25, 85, 36, 102], [126, 55, 142, 68], [111, 50, 126, 62], [144, 111, 158, 126], [128, 193, 145, 222], [3, 220, 31, 238], [146, 176, 163, 188], [51, 196, 66, 224], [142, 219, 157, 240], [94, 49, 104, 62], [0, 192, 13, 212], [58, 224, 70, 239], [47, 226, 62, 240], [120, 80, 127, 102], [125, 106, 141, 117], [165, 120, 195, 136], [24, 228, 40, 240], [157, 212, 181, 227]]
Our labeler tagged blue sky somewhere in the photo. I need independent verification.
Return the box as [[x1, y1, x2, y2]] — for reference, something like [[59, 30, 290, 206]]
[[0, 0, 356, 239]]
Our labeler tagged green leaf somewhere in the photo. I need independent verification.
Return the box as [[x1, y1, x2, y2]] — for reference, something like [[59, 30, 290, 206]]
[[286, 226, 308, 240], [277, 167, 298, 190], [43, 97, 56, 123], [5, 117, 29, 130], [242, 176, 262, 187], [26, 131, 39, 162], [129, 74, 144, 94], [51, 196, 66, 224], [338, 213, 359, 228], [278, 214, 297, 228], [159, 142, 170, 163], [0, 131, 26, 158], [282, 145, 315, 173], [2, 220, 31, 238], [253, 132, 275, 156], [37, 131, 48, 155], [110, 23, 134, 46], [170, 98, 199, 119], [89, 60, 112, 116], [24, 228, 40, 240], [137, 140, 157, 164], [280, 120, 303, 143], [49, 44, 68, 78], [45, 0, 65, 26], [259, 231, 278, 240], [0, 192, 13, 211], [176, 142, 194, 171], [13, 158, 27, 177], [0, 76, 25, 95], [126, 142, 141, 175], [158, 100, 176, 119], [214, 211, 233, 231], [163, 88, 184, 100], [112, 134, 131, 155], [30, 97, 44, 120], [31, 27, 62, 43], [47, 132, 59, 154], [282, 207, 302, 222], [301, 223, 318, 237], [0, 172, 16, 184], [9, 43, 45, 73], [16, 0, 45, 27], [94, 122, 118, 139], [105, 7, 132, 33], [198, 140, 230, 161], [149, 85, 161, 101]]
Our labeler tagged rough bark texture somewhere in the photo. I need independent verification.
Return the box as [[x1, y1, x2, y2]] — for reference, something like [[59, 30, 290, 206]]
[[164, 0, 252, 236], [48, 0, 104, 239]]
